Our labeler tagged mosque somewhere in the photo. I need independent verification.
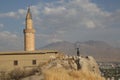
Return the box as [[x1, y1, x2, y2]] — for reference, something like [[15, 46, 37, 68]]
[[0, 8, 58, 72]]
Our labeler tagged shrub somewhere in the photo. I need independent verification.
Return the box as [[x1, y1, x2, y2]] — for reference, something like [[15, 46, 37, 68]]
[[8, 68, 38, 80], [8, 68, 24, 80]]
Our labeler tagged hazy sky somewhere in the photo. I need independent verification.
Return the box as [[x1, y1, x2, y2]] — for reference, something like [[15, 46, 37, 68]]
[[0, 0, 120, 51]]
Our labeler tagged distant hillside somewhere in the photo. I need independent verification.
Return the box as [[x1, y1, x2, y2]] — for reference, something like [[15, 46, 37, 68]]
[[40, 40, 120, 62]]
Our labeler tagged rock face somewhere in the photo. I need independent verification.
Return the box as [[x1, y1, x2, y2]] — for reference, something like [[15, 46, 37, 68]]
[[79, 56, 100, 74], [22, 54, 105, 80], [40, 55, 100, 73]]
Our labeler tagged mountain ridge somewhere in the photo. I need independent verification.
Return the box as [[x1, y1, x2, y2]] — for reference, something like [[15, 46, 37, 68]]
[[40, 40, 120, 62]]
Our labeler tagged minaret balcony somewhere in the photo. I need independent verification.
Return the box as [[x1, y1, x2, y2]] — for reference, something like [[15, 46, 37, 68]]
[[23, 29, 35, 33]]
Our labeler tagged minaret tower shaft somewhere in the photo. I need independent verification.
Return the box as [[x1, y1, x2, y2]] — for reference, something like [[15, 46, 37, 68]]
[[23, 7, 35, 51]]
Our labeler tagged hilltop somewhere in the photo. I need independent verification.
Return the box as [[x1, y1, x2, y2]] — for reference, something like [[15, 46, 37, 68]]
[[22, 54, 105, 80]]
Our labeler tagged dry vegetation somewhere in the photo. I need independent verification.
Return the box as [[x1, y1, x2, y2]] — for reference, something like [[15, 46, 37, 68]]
[[44, 68, 105, 80], [0, 55, 105, 80]]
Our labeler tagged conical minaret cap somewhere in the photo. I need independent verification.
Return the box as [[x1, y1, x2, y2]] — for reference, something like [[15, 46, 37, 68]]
[[26, 7, 32, 19]]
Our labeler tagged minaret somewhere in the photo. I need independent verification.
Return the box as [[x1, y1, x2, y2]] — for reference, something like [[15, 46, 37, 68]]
[[23, 7, 35, 51]]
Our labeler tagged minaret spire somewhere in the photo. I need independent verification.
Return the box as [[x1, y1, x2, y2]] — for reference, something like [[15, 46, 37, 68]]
[[23, 7, 35, 51], [26, 7, 32, 19]]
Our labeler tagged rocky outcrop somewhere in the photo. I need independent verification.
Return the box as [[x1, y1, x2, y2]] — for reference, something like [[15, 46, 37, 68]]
[[79, 56, 100, 74], [40, 55, 100, 73], [22, 54, 105, 80]]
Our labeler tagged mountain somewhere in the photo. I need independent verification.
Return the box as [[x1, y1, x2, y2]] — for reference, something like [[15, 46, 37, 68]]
[[40, 40, 120, 62]]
